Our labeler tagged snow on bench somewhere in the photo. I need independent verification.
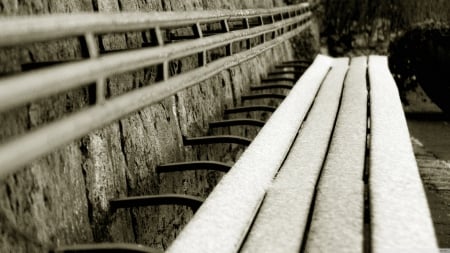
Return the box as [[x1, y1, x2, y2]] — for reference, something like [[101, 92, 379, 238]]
[[167, 55, 439, 253]]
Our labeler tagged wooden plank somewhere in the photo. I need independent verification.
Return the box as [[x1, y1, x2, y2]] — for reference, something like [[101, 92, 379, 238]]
[[368, 55, 439, 253], [304, 56, 368, 253], [240, 58, 349, 253], [166, 55, 333, 253]]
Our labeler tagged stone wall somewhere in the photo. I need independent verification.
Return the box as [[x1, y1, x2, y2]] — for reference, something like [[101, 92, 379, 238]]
[[0, 1, 316, 252]]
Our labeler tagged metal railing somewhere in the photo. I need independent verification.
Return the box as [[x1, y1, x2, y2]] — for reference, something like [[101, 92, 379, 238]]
[[0, 3, 311, 178]]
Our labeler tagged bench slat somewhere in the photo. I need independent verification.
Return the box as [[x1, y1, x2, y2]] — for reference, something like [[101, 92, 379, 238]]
[[240, 58, 349, 253], [368, 55, 438, 253], [304, 56, 368, 253], [166, 55, 333, 253]]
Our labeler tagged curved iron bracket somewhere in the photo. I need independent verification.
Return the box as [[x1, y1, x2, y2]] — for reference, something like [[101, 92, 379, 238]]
[[156, 161, 232, 173], [275, 62, 309, 68], [261, 76, 297, 83], [224, 105, 277, 114], [281, 60, 311, 64], [182, 135, 252, 146], [110, 194, 204, 212], [250, 84, 293, 91], [209, 118, 265, 128], [52, 243, 162, 253], [268, 70, 304, 76], [241, 93, 286, 101]]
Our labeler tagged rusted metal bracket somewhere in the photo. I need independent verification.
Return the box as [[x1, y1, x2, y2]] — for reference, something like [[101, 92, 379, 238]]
[[250, 84, 293, 91], [209, 119, 265, 128], [156, 161, 232, 173], [224, 105, 277, 114], [52, 243, 163, 253], [110, 194, 204, 212], [183, 135, 252, 146]]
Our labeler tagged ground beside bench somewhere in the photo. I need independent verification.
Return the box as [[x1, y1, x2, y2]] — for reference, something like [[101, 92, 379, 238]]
[[167, 55, 438, 253]]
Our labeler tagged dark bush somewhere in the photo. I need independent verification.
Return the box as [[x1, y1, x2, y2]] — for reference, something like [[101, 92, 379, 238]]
[[389, 22, 450, 113], [321, 0, 450, 55]]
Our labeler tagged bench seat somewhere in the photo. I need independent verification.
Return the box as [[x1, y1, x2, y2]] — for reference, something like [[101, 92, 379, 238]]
[[167, 55, 439, 253]]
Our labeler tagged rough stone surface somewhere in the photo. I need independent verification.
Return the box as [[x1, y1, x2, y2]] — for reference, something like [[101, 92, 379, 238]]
[[0, 1, 317, 252]]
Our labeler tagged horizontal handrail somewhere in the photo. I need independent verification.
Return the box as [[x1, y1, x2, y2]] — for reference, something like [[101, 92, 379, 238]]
[[0, 23, 310, 178], [0, 12, 310, 113], [0, 3, 309, 47], [0, 4, 311, 179]]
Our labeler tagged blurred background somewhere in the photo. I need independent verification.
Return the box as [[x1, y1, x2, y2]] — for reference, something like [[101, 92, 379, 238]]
[[311, 0, 450, 246]]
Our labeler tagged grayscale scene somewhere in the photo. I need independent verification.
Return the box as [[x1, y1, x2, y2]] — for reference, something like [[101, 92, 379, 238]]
[[0, 0, 449, 252]]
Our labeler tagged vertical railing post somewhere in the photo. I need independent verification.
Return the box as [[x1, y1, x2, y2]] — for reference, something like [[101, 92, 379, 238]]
[[243, 18, 251, 49], [154, 26, 169, 81], [221, 19, 232, 56], [287, 12, 292, 31], [279, 13, 284, 35], [154, 26, 164, 46], [84, 32, 105, 105], [270, 15, 276, 39], [258, 16, 265, 43], [193, 22, 207, 66]]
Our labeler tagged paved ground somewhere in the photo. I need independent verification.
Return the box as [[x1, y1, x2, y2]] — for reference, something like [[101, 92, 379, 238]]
[[408, 119, 450, 248]]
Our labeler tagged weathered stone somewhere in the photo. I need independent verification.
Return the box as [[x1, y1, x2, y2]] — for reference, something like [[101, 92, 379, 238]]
[[0, 143, 93, 252], [48, 0, 94, 12], [162, 0, 202, 11], [81, 125, 134, 243], [0, 1, 309, 252]]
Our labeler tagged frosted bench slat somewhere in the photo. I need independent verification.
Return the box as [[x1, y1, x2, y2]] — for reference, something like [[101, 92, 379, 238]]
[[368, 55, 438, 253], [166, 55, 333, 253], [240, 58, 349, 253], [304, 56, 368, 253]]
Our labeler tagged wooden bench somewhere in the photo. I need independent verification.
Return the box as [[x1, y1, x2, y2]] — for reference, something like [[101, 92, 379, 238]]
[[166, 55, 439, 253]]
